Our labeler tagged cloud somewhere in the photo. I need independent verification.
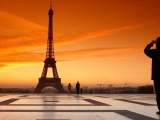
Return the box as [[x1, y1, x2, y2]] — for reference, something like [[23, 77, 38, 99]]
[[0, 10, 150, 50], [0, 10, 148, 71], [54, 23, 150, 45], [0, 10, 47, 50], [0, 21, 146, 52], [0, 11, 45, 30], [0, 46, 143, 64], [55, 46, 143, 61], [56, 46, 142, 55]]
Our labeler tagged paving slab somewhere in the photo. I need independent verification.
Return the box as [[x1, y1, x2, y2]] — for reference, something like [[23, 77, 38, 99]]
[[0, 94, 159, 120]]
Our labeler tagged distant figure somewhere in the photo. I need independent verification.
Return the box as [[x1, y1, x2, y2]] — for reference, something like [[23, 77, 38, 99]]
[[144, 37, 160, 114], [90, 89, 92, 94], [80, 88, 83, 94], [76, 81, 80, 95], [68, 83, 72, 94]]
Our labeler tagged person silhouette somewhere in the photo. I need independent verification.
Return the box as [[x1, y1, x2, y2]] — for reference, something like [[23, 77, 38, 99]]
[[76, 81, 80, 95], [144, 37, 160, 114], [68, 83, 72, 94], [80, 88, 83, 94]]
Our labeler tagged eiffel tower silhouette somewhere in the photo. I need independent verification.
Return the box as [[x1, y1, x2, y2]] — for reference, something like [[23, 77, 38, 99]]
[[34, 2, 65, 93]]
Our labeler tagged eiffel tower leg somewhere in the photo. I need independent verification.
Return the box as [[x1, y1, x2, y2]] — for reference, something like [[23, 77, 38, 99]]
[[34, 80, 45, 93], [34, 78, 65, 93], [54, 83, 65, 93]]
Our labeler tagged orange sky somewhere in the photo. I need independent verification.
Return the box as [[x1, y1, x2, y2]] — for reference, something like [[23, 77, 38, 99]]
[[0, 0, 160, 88]]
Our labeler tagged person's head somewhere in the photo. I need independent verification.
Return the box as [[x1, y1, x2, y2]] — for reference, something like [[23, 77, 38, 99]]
[[156, 37, 160, 49]]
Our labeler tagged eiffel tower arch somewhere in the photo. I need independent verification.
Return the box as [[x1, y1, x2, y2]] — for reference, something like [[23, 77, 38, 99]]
[[34, 2, 65, 93]]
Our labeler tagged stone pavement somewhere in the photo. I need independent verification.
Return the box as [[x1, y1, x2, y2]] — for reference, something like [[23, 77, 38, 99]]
[[0, 94, 159, 120]]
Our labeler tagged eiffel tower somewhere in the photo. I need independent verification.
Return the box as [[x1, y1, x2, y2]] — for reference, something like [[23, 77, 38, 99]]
[[34, 2, 65, 93]]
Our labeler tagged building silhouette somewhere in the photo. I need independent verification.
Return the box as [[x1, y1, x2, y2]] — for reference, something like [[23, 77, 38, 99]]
[[34, 2, 65, 93]]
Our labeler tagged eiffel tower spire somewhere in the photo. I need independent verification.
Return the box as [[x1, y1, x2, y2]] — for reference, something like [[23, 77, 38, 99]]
[[47, 0, 54, 58], [34, 1, 65, 93], [50, 0, 52, 9]]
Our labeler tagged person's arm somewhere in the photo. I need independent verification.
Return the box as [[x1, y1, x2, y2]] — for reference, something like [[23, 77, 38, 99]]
[[144, 41, 155, 58]]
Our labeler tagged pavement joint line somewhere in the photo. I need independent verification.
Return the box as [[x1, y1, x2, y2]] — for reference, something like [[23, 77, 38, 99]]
[[0, 110, 156, 120], [0, 99, 19, 105], [83, 99, 111, 106], [0, 104, 95, 106], [19, 95, 29, 97], [44, 101, 59, 102], [115, 99, 156, 106], [36, 119, 70, 120], [95, 96, 110, 98]]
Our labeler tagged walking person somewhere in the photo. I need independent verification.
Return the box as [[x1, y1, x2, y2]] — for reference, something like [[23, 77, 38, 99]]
[[144, 37, 160, 114], [90, 89, 92, 94], [76, 81, 80, 95], [80, 88, 83, 94], [68, 83, 72, 94]]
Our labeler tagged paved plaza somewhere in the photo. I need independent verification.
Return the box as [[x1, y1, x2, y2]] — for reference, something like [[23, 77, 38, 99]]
[[0, 94, 159, 120]]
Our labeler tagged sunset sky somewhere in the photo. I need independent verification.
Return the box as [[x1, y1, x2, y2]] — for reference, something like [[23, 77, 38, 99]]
[[0, 0, 160, 88]]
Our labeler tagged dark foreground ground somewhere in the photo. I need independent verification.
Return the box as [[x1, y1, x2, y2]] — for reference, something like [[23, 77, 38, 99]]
[[0, 94, 159, 120]]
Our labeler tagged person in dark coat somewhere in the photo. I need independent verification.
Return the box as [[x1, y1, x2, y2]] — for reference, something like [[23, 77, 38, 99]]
[[80, 88, 83, 94], [144, 37, 160, 114], [76, 81, 80, 95], [68, 83, 72, 94]]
